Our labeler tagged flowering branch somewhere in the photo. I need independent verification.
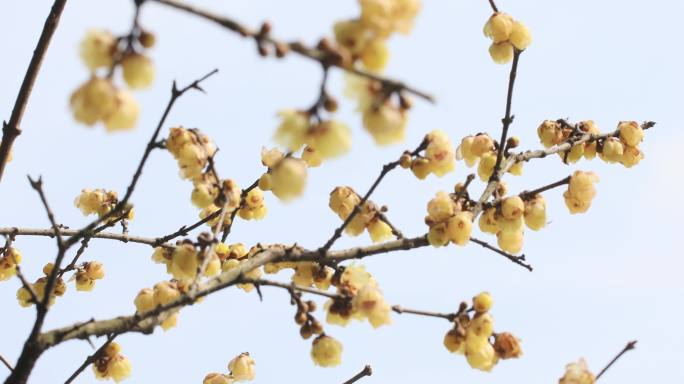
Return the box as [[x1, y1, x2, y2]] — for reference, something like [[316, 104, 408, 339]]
[[319, 139, 428, 252], [595, 340, 637, 380], [341, 365, 372, 384], [0, 0, 68, 183], [146, 0, 435, 103]]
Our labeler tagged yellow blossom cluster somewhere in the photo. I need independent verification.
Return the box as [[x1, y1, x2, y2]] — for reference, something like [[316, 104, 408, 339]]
[[74, 188, 133, 221], [16, 263, 66, 308], [458, 134, 523, 181], [258, 148, 308, 201], [73, 261, 106, 291], [563, 171, 600, 214], [345, 75, 410, 145], [262, 259, 333, 292], [0, 247, 22, 281], [92, 342, 132, 383], [325, 265, 391, 329], [203, 352, 256, 383], [425, 191, 473, 247], [329, 186, 394, 243], [478, 193, 545, 254], [537, 120, 646, 167], [166, 127, 218, 181], [274, 110, 351, 160], [238, 188, 267, 220], [333, 0, 420, 72], [71, 28, 156, 131], [483, 13, 532, 64], [400, 130, 456, 179], [559, 359, 596, 384], [443, 292, 522, 372], [134, 280, 182, 331], [311, 334, 344, 367]]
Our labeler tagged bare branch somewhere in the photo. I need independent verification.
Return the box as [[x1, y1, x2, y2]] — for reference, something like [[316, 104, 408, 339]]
[[0, 0, 68, 183], [491, 50, 522, 181], [595, 340, 637, 380], [342, 365, 373, 384], [469, 236, 531, 271], [391, 305, 460, 322], [0, 354, 13, 373]]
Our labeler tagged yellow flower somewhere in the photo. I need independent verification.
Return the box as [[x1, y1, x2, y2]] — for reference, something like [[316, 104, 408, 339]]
[[70, 77, 117, 126], [134, 288, 156, 314], [104, 89, 140, 131], [483, 13, 514, 43], [311, 335, 343, 367], [509, 21, 532, 50], [425, 130, 456, 177], [618, 121, 644, 147], [489, 41, 514, 64], [446, 211, 473, 246], [122, 52, 155, 89], [329, 186, 361, 220], [270, 157, 307, 201], [473, 291, 494, 313], [308, 120, 352, 159], [274, 110, 309, 152], [228, 352, 256, 382], [523, 195, 546, 230], [367, 218, 393, 243], [362, 102, 407, 145], [465, 336, 498, 372], [559, 359, 596, 384], [80, 29, 116, 71], [361, 38, 390, 71]]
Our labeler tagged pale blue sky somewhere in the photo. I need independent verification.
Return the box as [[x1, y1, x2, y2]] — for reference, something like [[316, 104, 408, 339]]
[[1, 0, 682, 383]]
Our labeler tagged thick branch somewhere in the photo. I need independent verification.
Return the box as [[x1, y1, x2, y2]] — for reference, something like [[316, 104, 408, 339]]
[[0, 0, 68, 183], [148, 0, 434, 102]]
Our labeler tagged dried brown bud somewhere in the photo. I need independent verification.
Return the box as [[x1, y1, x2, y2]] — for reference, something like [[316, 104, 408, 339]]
[[323, 96, 338, 112], [399, 153, 412, 168], [275, 42, 289, 58], [294, 311, 308, 325], [306, 300, 317, 312], [494, 332, 523, 359], [300, 323, 313, 339], [506, 136, 520, 149], [138, 30, 156, 48]]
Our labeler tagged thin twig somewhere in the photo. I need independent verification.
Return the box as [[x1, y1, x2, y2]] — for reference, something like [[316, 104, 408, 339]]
[[319, 139, 428, 252], [469, 236, 532, 271], [595, 340, 637, 380], [519, 176, 571, 200], [27, 176, 63, 249], [487, 0, 499, 13], [391, 305, 458, 321], [0, 0, 68, 183], [0, 354, 13, 372], [491, 50, 521, 181], [148, 0, 434, 102], [342, 365, 373, 384], [245, 278, 341, 300]]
